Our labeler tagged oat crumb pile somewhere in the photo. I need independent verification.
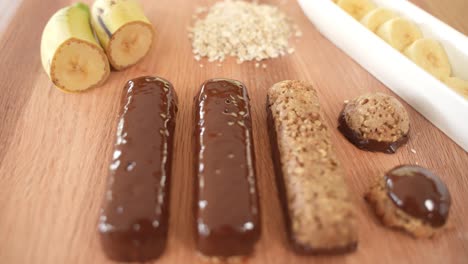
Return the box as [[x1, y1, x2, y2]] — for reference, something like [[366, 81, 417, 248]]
[[188, 0, 301, 63]]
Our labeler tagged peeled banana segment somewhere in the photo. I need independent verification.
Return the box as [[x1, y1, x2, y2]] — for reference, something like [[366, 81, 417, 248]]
[[41, 3, 110, 93], [337, 0, 376, 20], [377, 18, 423, 51], [361, 7, 398, 32], [443, 77, 468, 99], [404, 38, 451, 80], [91, 0, 154, 70]]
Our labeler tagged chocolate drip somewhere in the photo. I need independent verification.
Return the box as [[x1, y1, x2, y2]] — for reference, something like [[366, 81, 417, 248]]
[[338, 112, 408, 154]]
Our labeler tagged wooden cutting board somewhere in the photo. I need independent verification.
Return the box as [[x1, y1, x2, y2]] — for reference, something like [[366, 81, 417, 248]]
[[0, 0, 467, 263]]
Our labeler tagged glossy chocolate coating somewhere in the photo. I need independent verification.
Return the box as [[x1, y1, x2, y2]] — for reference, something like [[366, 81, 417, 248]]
[[385, 165, 451, 227], [338, 112, 408, 154], [194, 79, 260, 257], [99, 76, 177, 262]]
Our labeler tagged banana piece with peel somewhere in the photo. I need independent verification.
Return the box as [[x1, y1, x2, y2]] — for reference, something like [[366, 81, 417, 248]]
[[377, 18, 423, 52], [404, 38, 451, 80], [41, 3, 110, 93], [91, 0, 154, 70], [336, 0, 376, 20], [361, 7, 398, 32]]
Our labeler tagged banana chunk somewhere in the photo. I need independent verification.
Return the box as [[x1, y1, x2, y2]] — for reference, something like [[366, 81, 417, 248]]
[[91, 0, 154, 70], [361, 7, 398, 32], [443, 77, 468, 99], [377, 18, 422, 51], [337, 0, 376, 20], [40, 3, 110, 93], [404, 38, 451, 80]]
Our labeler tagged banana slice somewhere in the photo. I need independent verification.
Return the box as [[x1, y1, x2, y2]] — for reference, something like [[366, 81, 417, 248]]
[[91, 0, 154, 70], [403, 38, 451, 80], [443, 77, 468, 99], [361, 7, 398, 32], [40, 3, 110, 93], [377, 18, 423, 51], [337, 0, 376, 20]]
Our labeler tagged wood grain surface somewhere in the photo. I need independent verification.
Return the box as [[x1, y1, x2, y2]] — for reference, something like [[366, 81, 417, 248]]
[[1, 0, 467, 263]]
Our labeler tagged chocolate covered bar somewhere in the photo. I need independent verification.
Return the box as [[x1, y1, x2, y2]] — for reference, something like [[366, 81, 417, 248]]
[[194, 79, 260, 258], [267, 80, 358, 254], [98, 76, 177, 262]]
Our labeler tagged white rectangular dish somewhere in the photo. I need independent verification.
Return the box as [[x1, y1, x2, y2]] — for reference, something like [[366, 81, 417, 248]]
[[297, 0, 468, 151]]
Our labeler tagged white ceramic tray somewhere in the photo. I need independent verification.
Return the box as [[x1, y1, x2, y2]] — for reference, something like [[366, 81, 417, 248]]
[[298, 0, 468, 151]]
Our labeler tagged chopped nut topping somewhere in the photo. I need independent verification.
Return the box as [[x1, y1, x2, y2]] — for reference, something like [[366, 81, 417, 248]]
[[268, 80, 357, 249]]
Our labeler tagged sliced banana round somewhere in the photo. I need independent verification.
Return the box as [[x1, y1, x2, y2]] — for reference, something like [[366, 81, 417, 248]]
[[377, 18, 423, 51], [404, 38, 451, 80], [91, 0, 154, 71], [443, 77, 468, 99], [337, 0, 376, 20], [41, 3, 110, 93], [361, 7, 398, 32]]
